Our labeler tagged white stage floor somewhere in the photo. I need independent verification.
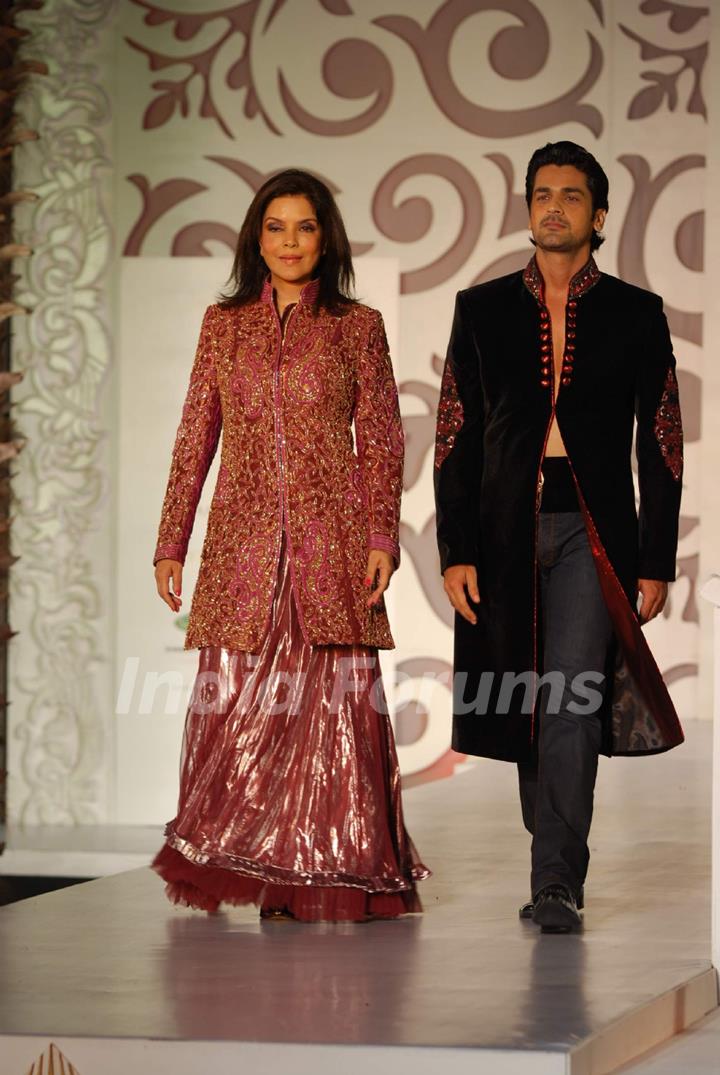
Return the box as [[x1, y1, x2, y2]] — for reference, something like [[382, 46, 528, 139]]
[[0, 720, 716, 1075]]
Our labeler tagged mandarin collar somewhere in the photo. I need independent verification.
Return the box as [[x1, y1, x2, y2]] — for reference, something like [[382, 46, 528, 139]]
[[522, 254, 600, 304], [260, 276, 321, 307]]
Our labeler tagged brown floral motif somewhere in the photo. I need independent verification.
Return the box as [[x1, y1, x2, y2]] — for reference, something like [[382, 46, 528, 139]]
[[127, 0, 395, 139], [620, 8, 708, 121], [673, 550, 699, 623], [587, 0, 604, 23], [399, 359, 443, 491], [126, 0, 606, 140], [469, 154, 539, 285], [372, 154, 483, 294], [124, 174, 208, 255], [279, 37, 395, 136], [617, 154, 704, 346], [375, 0, 603, 137], [639, 0, 708, 34], [399, 516, 454, 628], [471, 250, 531, 287], [126, 0, 280, 137], [486, 153, 530, 238], [654, 367, 683, 481], [675, 211, 703, 272]]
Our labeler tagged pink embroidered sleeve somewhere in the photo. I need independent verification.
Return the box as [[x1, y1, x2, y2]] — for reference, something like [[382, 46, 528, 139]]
[[354, 310, 404, 566], [153, 305, 223, 567]]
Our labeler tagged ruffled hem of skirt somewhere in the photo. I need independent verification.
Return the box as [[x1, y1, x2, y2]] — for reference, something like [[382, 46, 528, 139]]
[[151, 843, 424, 921], [163, 826, 430, 891]]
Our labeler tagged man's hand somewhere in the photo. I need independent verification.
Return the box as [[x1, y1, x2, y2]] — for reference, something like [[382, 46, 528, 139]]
[[443, 564, 480, 625], [637, 578, 668, 624], [365, 549, 395, 608], [155, 558, 183, 613]]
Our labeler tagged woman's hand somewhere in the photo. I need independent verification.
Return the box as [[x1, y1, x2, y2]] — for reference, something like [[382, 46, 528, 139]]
[[364, 549, 395, 608], [155, 558, 183, 613]]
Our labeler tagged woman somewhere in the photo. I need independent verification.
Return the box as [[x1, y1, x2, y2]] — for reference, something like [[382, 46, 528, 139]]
[[150, 169, 429, 922]]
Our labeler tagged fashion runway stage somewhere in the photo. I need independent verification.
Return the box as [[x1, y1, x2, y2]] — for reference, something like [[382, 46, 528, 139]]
[[0, 721, 716, 1075]]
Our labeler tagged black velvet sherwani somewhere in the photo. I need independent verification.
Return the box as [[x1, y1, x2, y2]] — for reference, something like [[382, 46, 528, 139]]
[[434, 256, 684, 764]]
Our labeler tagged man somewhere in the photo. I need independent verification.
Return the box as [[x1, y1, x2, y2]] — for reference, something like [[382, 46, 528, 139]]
[[434, 141, 683, 933]]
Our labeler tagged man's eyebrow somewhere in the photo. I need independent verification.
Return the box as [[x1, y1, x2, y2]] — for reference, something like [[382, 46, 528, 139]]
[[534, 186, 587, 195]]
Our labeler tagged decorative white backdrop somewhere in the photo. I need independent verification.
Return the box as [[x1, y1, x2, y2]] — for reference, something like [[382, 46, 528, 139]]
[[6, 0, 713, 824]]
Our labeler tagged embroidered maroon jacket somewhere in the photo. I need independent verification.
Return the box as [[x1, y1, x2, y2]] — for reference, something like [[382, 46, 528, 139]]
[[154, 279, 403, 652], [434, 256, 684, 763]]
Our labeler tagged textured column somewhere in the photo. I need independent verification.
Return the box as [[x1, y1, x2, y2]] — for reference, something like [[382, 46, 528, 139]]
[[8, 0, 117, 823]]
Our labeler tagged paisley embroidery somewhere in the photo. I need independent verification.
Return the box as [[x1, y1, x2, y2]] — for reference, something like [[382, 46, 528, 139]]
[[229, 531, 277, 624], [654, 366, 683, 481], [154, 296, 402, 651], [285, 326, 326, 406], [434, 359, 464, 469], [346, 464, 369, 511], [231, 330, 271, 419], [295, 519, 334, 605]]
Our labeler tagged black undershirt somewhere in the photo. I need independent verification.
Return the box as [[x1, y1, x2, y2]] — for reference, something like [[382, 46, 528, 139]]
[[539, 457, 579, 513]]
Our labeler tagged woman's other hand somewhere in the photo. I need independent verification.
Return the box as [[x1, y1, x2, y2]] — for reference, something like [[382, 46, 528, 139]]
[[155, 558, 183, 612], [364, 550, 395, 608]]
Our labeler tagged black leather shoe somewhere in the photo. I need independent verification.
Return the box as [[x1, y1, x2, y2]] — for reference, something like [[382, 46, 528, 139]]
[[531, 884, 582, 933], [519, 885, 584, 920]]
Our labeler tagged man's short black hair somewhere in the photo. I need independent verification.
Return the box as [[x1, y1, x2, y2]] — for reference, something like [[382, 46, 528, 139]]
[[525, 141, 609, 251]]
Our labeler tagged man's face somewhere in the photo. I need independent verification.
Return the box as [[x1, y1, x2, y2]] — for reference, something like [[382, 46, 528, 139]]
[[528, 164, 606, 255]]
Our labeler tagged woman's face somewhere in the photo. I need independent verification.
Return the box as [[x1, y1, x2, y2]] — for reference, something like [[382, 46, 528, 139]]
[[259, 195, 323, 290]]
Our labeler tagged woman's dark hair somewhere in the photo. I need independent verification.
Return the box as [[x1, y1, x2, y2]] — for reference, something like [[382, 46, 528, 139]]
[[219, 169, 355, 311], [525, 141, 609, 251]]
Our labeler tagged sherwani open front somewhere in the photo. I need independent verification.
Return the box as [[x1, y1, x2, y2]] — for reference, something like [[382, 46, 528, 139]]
[[434, 256, 684, 765], [150, 279, 429, 920]]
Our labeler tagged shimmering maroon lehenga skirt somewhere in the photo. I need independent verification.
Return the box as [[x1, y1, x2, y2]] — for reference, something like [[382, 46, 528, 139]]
[[151, 537, 430, 921]]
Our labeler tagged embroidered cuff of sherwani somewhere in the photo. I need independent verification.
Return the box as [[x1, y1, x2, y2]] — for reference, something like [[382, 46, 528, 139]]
[[369, 532, 400, 568], [153, 543, 186, 567]]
